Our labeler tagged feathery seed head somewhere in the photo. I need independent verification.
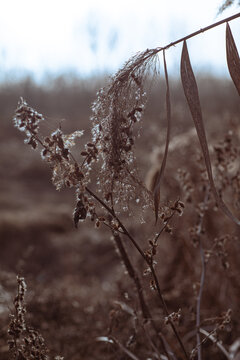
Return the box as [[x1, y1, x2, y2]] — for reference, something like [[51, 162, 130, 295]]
[[90, 49, 159, 208]]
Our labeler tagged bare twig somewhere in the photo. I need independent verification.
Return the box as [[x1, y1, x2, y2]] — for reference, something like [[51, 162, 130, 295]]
[[153, 212, 175, 244], [196, 187, 209, 360], [112, 231, 171, 359], [109, 336, 141, 360], [86, 187, 147, 259], [161, 12, 240, 52], [153, 50, 171, 222], [199, 328, 231, 359], [149, 262, 189, 360], [184, 328, 231, 359], [96, 336, 141, 360], [112, 232, 150, 320], [86, 187, 188, 359]]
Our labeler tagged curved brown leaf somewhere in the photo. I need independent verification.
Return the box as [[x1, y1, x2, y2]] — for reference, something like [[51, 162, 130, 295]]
[[181, 40, 240, 226], [226, 22, 240, 96], [153, 50, 171, 222]]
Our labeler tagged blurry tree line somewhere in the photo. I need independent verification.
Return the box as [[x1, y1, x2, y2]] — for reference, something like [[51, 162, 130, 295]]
[[0, 73, 239, 141]]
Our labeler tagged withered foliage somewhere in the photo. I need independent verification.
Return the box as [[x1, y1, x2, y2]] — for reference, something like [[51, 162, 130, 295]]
[[8, 277, 63, 360], [8, 277, 49, 360], [181, 39, 240, 226], [226, 22, 240, 96]]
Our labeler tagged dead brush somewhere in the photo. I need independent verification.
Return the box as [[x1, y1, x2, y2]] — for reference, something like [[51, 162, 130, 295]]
[[8, 276, 48, 360], [8, 276, 63, 360], [12, 10, 240, 360]]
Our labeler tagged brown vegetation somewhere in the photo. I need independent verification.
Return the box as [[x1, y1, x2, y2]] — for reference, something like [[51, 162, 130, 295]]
[[1, 15, 240, 360]]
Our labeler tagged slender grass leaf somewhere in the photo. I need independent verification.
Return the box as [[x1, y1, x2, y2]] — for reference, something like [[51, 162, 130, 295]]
[[153, 50, 171, 223], [226, 22, 240, 96], [181, 40, 240, 226]]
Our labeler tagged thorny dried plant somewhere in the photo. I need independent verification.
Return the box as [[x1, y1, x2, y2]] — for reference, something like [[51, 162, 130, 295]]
[[12, 12, 240, 360], [13, 95, 188, 359], [8, 276, 63, 360]]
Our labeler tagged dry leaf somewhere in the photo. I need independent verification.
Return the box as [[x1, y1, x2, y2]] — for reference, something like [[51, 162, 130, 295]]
[[181, 40, 240, 226], [153, 50, 171, 222], [226, 22, 240, 96]]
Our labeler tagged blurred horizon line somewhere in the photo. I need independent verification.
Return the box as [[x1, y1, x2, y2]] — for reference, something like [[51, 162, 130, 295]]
[[0, 67, 234, 86]]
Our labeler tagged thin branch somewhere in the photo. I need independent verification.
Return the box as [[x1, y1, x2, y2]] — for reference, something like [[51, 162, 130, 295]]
[[109, 336, 141, 360], [103, 220, 125, 234], [112, 232, 149, 319], [149, 262, 189, 360], [86, 187, 189, 360], [97, 335, 141, 360], [86, 187, 147, 260], [160, 12, 240, 52], [196, 188, 209, 360], [199, 328, 231, 360], [153, 50, 171, 222], [184, 328, 231, 359], [141, 323, 165, 360], [154, 212, 175, 244], [112, 231, 171, 359], [196, 239, 205, 360], [116, 12, 240, 79]]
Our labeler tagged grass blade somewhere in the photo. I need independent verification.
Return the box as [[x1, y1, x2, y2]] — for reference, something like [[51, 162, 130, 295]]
[[153, 50, 171, 222], [226, 22, 240, 96], [181, 40, 240, 226]]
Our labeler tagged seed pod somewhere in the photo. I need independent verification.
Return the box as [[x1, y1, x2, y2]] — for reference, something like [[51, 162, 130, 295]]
[[95, 219, 100, 228], [73, 200, 87, 228], [81, 151, 88, 156], [62, 148, 69, 159], [57, 136, 64, 149], [42, 148, 48, 157]]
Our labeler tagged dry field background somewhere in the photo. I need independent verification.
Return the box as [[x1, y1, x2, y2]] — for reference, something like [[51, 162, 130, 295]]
[[0, 73, 240, 359]]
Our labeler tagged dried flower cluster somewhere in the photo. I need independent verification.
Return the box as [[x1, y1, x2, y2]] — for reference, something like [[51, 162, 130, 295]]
[[13, 98, 85, 190], [205, 234, 233, 269], [13, 97, 44, 149], [8, 277, 63, 360], [42, 129, 84, 190], [8, 277, 48, 360], [165, 308, 182, 325], [8, 276, 27, 342], [177, 169, 194, 203], [13, 98, 96, 227]]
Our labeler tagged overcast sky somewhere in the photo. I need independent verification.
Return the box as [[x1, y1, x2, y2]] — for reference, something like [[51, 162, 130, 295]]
[[0, 0, 239, 81]]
